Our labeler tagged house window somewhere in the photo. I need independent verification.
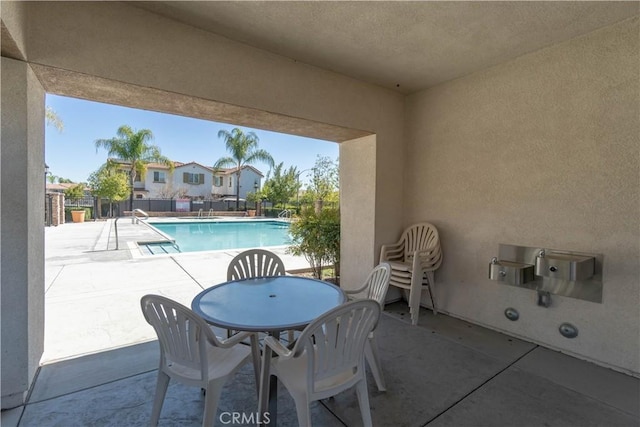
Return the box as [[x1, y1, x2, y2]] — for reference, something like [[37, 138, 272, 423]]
[[214, 176, 223, 187], [153, 171, 166, 183], [229, 176, 232, 187], [134, 174, 142, 182], [183, 172, 205, 185]]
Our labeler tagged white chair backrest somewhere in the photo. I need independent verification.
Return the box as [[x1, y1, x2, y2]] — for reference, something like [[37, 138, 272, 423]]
[[227, 249, 286, 281], [141, 295, 221, 381], [292, 300, 380, 395], [402, 222, 440, 253], [361, 263, 391, 306], [402, 222, 442, 268]]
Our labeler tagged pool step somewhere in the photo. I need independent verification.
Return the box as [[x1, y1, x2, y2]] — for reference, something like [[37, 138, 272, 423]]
[[141, 242, 181, 255]]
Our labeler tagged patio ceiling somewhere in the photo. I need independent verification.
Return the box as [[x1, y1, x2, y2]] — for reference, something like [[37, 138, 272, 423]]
[[132, 1, 638, 94]]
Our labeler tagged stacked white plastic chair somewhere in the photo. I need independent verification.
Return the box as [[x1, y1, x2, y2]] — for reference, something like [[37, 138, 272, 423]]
[[261, 300, 380, 427], [140, 295, 254, 427], [380, 222, 443, 325], [344, 262, 391, 391]]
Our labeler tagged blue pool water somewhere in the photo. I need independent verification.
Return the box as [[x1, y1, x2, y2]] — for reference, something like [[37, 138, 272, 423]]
[[146, 220, 291, 253]]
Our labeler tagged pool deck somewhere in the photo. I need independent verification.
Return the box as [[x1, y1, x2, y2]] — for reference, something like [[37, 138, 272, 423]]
[[42, 218, 311, 363]]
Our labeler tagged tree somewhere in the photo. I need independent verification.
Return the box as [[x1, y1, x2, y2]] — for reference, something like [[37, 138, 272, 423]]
[[88, 164, 129, 217], [45, 106, 64, 132], [246, 190, 262, 204], [95, 125, 173, 212], [307, 155, 339, 212], [156, 183, 188, 199], [262, 162, 298, 209], [213, 128, 275, 210], [64, 183, 85, 201]]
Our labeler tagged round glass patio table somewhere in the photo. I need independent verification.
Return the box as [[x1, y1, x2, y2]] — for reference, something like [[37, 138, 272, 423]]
[[191, 275, 346, 426]]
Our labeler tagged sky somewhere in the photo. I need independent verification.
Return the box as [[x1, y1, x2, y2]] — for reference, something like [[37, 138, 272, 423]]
[[45, 94, 338, 185]]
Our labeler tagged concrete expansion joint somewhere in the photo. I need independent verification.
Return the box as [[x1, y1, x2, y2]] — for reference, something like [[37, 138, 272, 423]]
[[421, 345, 540, 426]]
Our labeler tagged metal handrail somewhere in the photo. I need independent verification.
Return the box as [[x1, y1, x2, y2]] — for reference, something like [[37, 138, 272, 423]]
[[132, 208, 149, 223], [114, 216, 123, 250], [137, 220, 181, 252], [278, 209, 292, 220], [114, 209, 179, 251]]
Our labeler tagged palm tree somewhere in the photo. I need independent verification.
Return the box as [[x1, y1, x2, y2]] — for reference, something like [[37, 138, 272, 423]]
[[213, 128, 275, 210], [95, 125, 173, 212], [45, 106, 64, 132]]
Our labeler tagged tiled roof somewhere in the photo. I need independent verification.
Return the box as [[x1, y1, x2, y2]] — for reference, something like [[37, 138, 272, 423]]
[[46, 183, 90, 191], [215, 165, 264, 177], [107, 158, 174, 169], [142, 162, 173, 170], [107, 158, 264, 176], [175, 161, 215, 172]]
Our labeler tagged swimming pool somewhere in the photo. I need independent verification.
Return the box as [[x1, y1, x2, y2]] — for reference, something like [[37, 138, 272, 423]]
[[143, 220, 291, 254]]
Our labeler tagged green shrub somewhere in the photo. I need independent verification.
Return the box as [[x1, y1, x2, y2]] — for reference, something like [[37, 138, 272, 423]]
[[287, 206, 340, 283]]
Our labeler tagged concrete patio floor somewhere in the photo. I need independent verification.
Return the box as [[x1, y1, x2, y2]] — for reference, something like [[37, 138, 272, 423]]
[[2, 219, 638, 426]]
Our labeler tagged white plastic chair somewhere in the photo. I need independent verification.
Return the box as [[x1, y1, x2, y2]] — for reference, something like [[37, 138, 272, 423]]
[[380, 222, 443, 325], [227, 248, 286, 280], [261, 300, 380, 427], [141, 294, 255, 427], [344, 262, 391, 391]]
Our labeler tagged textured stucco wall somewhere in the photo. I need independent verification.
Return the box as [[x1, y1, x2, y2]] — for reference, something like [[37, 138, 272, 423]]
[[1, 58, 45, 408], [341, 135, 378, 277], [405, 17, 639, 374], [0, 1, 28, 60]]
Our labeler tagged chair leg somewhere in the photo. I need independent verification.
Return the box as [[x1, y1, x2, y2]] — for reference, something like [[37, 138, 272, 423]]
[[202, 379, 225, 427], [364, 336, 386, 392], [355, 379, 373, 427], [425, 272, 437, 315], [150, 370, 170, 426], [408, 278, 422, 326], [290, 392, 312, 427]]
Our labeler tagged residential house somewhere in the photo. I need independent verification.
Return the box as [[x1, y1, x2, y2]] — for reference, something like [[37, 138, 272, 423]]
[[120, 160, 264, 200], [212, 165, 264, 200], [131, 161, 169, 199], [173, 162, 215, 199], [134, 161, 214, 200]]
